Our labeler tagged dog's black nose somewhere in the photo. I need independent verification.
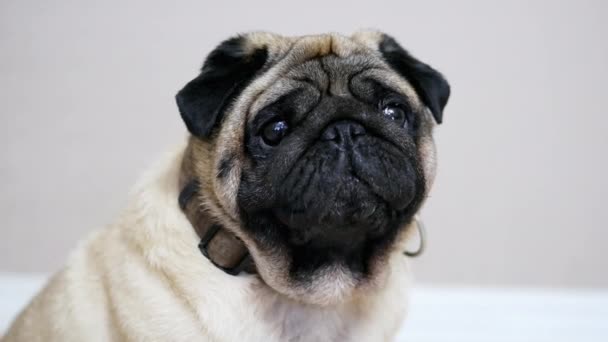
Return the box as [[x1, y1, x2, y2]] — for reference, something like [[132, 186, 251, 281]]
[[321, 120, 366, 146]]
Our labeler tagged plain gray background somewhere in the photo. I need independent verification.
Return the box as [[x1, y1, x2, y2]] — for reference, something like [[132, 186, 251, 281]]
[[1, 0, 607, 288]]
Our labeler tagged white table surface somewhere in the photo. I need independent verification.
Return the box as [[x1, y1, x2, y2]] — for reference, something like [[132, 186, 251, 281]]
[[1, 273, 607, 341]]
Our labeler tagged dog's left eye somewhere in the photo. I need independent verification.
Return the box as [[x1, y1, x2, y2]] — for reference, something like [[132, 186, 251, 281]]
[[382, 104, 407, 127], [261, 120, 289, 146]]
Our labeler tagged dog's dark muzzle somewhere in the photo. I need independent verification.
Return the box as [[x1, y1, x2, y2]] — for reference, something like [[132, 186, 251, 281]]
[[274, 119, 418, 246]]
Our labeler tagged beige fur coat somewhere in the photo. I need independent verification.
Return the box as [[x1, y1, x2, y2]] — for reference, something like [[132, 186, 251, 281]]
[[2, 143, 411, 342]]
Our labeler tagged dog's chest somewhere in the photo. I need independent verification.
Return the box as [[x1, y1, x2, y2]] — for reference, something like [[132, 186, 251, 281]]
[[276, 301, 354, 341], [226, 285, 384, 342]]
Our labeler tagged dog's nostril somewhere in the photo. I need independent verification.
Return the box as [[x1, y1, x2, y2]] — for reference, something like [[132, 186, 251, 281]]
[[351, 123, 366, 137], [321, 120, 366, 144], [321, 127, 337, 141]]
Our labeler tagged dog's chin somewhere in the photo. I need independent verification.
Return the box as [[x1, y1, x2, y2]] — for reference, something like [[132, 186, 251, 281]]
[[241, 178, 416, 305], [250, 207, 401, 306], [256, 258, 389, 307]]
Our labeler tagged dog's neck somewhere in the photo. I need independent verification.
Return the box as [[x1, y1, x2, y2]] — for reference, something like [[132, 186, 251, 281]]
[[178, 150, 255, 276]]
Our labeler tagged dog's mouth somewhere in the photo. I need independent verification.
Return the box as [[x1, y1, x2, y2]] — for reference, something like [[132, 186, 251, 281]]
[[273, 174, 392, 246], [270, 135, 418, 245], [272, 202, 379, 249]]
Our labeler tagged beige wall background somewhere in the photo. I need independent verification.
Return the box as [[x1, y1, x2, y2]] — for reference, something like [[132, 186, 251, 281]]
[[1, 0, 607, 288]]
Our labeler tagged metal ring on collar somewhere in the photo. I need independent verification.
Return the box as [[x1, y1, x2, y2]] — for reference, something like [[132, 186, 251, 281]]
[[403, 218, 426, 258]]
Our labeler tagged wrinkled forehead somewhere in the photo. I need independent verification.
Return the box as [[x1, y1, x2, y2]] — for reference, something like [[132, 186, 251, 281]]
[[242, 32, 422, 120]]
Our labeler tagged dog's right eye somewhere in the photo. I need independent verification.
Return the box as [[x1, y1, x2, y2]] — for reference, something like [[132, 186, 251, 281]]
[[261, 120, 289, 146]]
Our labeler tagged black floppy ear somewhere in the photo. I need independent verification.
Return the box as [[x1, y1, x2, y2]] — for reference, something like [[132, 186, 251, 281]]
[[176, 36, 268, 137], [379, 35, 450, 124]]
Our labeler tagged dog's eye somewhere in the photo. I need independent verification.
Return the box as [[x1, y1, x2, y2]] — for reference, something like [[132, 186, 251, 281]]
[[382, 104, 407, 127], [261, 120, 289, 146]]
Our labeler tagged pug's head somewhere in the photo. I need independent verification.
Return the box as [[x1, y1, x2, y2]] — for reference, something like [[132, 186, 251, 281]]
[[176, 31, 449, 305]]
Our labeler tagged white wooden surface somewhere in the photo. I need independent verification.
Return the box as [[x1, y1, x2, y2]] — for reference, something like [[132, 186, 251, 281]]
[[1, 273, 607, 341], [399, 287, 608, 342]]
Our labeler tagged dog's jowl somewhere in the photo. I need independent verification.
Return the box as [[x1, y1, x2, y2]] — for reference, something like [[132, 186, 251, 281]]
[[3, 31, 449, 342]]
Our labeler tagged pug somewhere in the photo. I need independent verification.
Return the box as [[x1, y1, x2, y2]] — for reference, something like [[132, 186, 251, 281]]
[[2, 30, 449, 342]]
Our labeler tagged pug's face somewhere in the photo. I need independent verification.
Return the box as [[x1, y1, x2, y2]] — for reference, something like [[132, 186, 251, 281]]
[[176, 31, 449, 305]]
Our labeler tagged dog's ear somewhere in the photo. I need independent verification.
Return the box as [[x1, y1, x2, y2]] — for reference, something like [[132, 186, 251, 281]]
[[379, 34, 450, 124], [176, 36, 268, 137]]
